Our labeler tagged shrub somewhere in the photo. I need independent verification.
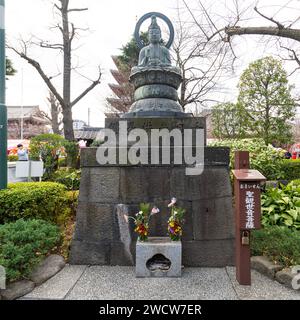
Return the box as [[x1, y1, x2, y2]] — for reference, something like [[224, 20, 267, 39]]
[[90, 140, 104, 147], [48, 168, 81, 190], [210, 139, 286, 180], [0, 182, 71, 224], [57, 190, 79, 225], [58, 157, 67, 168], [63, 141, 79, 169], [261, 180, 300, 229], [251, 226, 300, 267], [280, 159, 300, 181], [0, 219, 61, 282], [7, 154, 18, 162], [30, 134, 67, 179]]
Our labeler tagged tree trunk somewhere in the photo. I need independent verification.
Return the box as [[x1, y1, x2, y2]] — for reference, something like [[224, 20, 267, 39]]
[[7, 0, 101, 143], [61, 0, 74, 141], [62, 104, 74, 141], [50, 96, 61, 134]]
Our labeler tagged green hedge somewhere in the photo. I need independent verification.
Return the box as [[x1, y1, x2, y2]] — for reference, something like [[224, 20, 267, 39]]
[[210, 139, 300, 181], [209, 139, 285, 180], [251, 226, 300, 267], [280, 159, 300, 181], [0, 219, 60, 282], [7, 154, 18, 162], [0, 182, 71, 224]]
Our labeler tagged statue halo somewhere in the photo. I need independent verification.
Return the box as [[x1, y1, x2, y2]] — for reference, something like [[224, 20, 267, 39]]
[[134, 12, 175, 49]]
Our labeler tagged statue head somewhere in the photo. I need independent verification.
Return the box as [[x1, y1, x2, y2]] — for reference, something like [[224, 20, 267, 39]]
[[148, 15, 161, 44]]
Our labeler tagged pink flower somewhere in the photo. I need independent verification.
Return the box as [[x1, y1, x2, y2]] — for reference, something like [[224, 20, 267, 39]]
[[168, 197, 177, 208], [151, 206, 160, 215]]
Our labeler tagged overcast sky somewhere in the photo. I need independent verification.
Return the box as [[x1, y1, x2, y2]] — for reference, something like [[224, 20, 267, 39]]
[[5, 0, 300, 127]]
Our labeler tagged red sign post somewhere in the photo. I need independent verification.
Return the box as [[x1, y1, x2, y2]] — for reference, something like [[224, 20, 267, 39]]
[[233, 151, 266, 285]]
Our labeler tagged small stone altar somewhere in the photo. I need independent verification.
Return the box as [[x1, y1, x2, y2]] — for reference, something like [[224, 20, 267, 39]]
[[69, 12, 234, 268], [136, 237, 182, 278]]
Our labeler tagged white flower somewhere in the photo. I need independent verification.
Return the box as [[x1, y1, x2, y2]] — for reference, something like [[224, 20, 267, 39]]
[[168, 197, 177, 208]]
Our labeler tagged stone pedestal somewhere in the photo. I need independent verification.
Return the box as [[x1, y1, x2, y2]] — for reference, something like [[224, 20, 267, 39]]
[[69, 116, 235, 267], [136, 237, 182, 277], [70, 161, 235, 267]]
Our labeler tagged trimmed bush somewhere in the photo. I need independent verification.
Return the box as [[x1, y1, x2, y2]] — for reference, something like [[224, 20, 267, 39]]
[[209, 138, 286, 180], [0, 182, 70, 224], [7, 154, 18, 162], [251, 226, 300, 267], [280, 159, 300, 181], [0, 219, 61, 282]]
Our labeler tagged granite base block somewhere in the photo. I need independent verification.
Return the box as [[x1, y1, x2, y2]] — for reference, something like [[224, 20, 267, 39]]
[[136, 237, 182, 278]]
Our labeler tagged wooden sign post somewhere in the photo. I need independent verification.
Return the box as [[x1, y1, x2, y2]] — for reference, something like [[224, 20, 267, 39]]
[[233, 151, 266, 285]]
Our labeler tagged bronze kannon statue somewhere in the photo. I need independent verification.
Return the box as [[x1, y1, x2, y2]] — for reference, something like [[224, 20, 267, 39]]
[[123, 12, 189, 118]]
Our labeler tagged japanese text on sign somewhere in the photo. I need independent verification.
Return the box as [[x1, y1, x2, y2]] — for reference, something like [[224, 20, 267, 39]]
[[245, 191, 254, 229]]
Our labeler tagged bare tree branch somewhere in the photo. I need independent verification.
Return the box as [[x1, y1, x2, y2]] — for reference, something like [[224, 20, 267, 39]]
[[280, 44, 300, 66], [7, 44, 65, 108], [254, 6, 285, 29], [71, 67, 102, 107], [68, 8, 88, 12], [225, 26, 300, 42], [8, 0, 101, 141]]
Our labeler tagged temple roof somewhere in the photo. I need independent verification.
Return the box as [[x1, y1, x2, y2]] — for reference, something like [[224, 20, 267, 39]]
[[106, 98, 131, 112], [7, 105, 50, 124], [110, 69, 127, 85], [108, 84, 130, 99], [74, 127, 103, 140]]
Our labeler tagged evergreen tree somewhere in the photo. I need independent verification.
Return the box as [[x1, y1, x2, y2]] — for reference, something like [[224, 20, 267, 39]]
[[6, 58, 16, 77], [211, 102, 247, 139], [238, 56, 296, 145]]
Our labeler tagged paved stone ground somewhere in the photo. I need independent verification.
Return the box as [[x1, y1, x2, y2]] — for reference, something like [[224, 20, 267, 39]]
[[21, 265, 300, 300]]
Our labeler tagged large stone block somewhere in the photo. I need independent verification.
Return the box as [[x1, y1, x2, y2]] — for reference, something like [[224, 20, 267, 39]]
[[120, 167, 171, 203], [120, 168, 149, 203], [182, 239, 235, 267], [73, 203, 114, 242], [79, 167, 120, 203], [170, 167, 232, 201], [90, 168, 120, 203], [69, 240, 111, 265], [80, 146, 230, 168], [78, 168, 91, 202], [192, 197, 235, 240], [105, 117, 206, 134], [110, 241, 135, 266]]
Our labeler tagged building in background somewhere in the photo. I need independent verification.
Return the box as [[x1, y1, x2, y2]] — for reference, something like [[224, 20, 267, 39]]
[[7, 106, 51, 139]]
